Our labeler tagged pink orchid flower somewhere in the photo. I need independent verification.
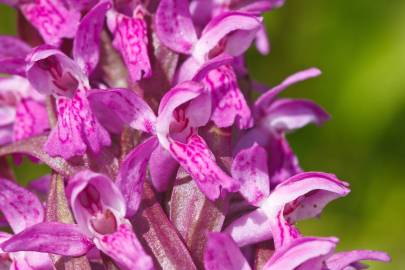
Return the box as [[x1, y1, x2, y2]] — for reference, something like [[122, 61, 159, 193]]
[[88, 80, 240, 205], [156, 0, 263, 129], [204, 172, 389, 270], [232, 68, 330, 205], [2, 170, 154, 270], [205, 232, 389, 270]]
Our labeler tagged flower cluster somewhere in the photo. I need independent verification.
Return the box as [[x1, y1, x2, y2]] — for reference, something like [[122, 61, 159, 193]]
[[0, 0, 390, 269]]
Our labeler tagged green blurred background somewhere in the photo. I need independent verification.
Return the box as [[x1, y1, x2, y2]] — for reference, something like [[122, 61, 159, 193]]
[[1, 1, 405, 269]]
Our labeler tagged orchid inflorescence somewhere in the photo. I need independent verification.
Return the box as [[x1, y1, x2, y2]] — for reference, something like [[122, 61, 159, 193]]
[[0, 0, 390, 269]]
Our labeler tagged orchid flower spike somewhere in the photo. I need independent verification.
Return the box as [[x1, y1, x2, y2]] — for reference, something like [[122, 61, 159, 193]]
[[0, 0, 391, 269]]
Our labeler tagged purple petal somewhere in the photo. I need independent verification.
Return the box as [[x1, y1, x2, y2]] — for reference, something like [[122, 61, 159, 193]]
[[65, 0, 97, 11], [175, 54, 235, 87], [261, 99, 330, 134], [0, 76, 35, 104], [20, 0, 80, 46], [284, 189, 349, 223], [12, 98, 49, 141], [27, 174, 51, 196], [156, 81, 207, 149], [94, 223, 154, 270], [0, 0, 18, 6], [117, 137, 158, 217], [0, 77, 48, 144], [149, 144, 179, 192], [11, 253, 38, 270], [11, 251, 52, 270], [191, 54, 234, 81], [0, 125, 13, 145], [108, 9, 152, 82], [185, 91, 213, 127], [236, 0, 285, 13], [270, 172, 350, 220], [226, 172, 350, 247], [73, 0, 112, 76], [87, 88, 156, 134], [0, 231, 12, 246], [189, 0, 214, 28], [0, 58, 28, 77], [201, 64, 253, 129], [155, 0, 198, 54], [267, 0, 286, 9], [0, 107, 15, 127], [252, 80, 270, 94], [45, 91, 111, 159], [263, 237, 337, 270], [270, 173, 349, 246], [169, 134, 240, 200], [267, 134, 302, 187], [1, 222, 94, 256], [176, 56, 203, 83], [67, 170, 126, 235], [224, 206, 270, 247], [271, 210, 301, 249], [255, 25, 270, 55], [0, 36, 31, 57], [0, 179, 44, 234], [233, 56, 248, 76], [26, 46, 88, 98], [326, 250, 390, 270], [254, 68, 321, 115], [231, 143, 269, 206], [193, 12, 262, 61], [204, 232, 251, 270], [0, 36, 30, 76]]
